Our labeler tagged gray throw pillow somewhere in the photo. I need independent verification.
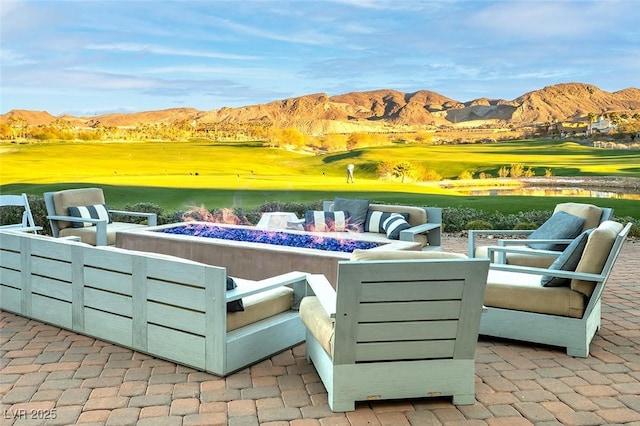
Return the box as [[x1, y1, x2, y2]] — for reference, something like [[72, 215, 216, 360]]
[[541, 229, 592, 287], [527, 211, 585, 251], [334, 197, 369, 232]]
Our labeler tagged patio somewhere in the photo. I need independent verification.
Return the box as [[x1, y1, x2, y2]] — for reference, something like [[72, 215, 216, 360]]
[[1, 235, 639, 426]]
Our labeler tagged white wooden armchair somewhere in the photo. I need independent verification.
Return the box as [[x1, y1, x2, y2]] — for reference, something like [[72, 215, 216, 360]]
[[0, 193, 42, 233], [300, 254, 489, 411], [44, 187, 157, 245], [480, 221, 631, 357], [469, 202, 613, 268]]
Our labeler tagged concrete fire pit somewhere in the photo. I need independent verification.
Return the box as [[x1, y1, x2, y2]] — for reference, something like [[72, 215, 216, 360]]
[[116, 222, 421, 285]]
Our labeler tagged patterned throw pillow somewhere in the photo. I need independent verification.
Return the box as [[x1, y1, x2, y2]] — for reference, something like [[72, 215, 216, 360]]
[[304, 211, 350, 232], [382, 215, 411, 240], [541, 229, 592, 287], [526, 211, 585, 251], [365, 211, 409, 233], [67, 204, 112, 228]]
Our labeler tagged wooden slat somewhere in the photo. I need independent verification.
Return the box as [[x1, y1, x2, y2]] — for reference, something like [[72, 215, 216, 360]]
[[360, 280, 464, 302], [359, 300, 462, 322], [84, 266, 133, 295], [31, 275, 72, 301], [84, 308, 133, 346], [84, 247, 133, 273], [84, 288, 133, 317], [147, 301, 206, 335], [30, 238, 73, 261], [0, 232, 21, 251], [0, 285, 21, 312], [0, 267, 21, 289], [31, 256, 72, 282], [147, 278, 206, 311], [0, 249, 21, 270], [147, 324, 206, 369], [357, 320, 459, 342], [355, 339, 456, 362], [31, 295, 72, 329], [146, 257, 209, 286]]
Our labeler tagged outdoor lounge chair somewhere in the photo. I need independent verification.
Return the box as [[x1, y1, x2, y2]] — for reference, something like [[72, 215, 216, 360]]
[[480, 220, 631, 357], [469, 202, 613, 268], [0, 193, 42, 233], [300, 251, 489, 411], [44, 187, 157, 245]]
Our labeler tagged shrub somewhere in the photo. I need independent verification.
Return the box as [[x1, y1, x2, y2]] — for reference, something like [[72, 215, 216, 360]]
[[514, 222, 538, 230], [465, 220, 492, 230]]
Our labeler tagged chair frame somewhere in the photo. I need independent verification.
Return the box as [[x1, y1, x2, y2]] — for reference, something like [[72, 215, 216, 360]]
[[0, 229, 309, 376], [0, 193, 42, 233], [480, 222, 631, 357], [44, 190, 157, 246], [303, 257, 489, 411], [468, 206, 614, 261]]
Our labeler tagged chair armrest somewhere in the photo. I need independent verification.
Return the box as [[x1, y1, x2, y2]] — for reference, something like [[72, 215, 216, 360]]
[[468, 229, 535, 257], [489, 262, 604, 282], [497, 238, 573, 247], [47, 214, 107, 225], [47, 215, 108, 245], [306, 274, 336, 318], [0, 225, 43, 233], [487, 245, 562, 265], [227, 271, 308, 301], [110, 210, 158, 226], [400, 223, 440, 238]]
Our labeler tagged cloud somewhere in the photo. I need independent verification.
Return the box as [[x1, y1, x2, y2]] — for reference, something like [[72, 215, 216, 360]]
[[85, 43, 260, 60]]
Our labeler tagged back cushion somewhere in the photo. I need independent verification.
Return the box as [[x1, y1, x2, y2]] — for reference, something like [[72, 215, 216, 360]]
[[555, 203, 603, 232], [53, 188, 106, 230], [571, 221, 623, 297], [351, 249, 467, 261]]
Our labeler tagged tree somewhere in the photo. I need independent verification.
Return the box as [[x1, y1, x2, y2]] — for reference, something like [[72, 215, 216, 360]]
[[393, 162, 414, 183]]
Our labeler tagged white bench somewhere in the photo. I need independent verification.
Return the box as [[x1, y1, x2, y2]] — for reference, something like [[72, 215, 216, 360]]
[[0, 230, 310, 376]]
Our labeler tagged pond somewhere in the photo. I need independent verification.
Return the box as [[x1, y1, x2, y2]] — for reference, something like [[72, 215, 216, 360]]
[[454, 186, 640, 200]]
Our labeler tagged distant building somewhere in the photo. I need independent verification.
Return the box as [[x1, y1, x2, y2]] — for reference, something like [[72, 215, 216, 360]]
[[588, 118, 616, 135]]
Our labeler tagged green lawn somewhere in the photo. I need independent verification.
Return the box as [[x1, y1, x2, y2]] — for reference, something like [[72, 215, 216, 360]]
[[2, 139, 639, 218]]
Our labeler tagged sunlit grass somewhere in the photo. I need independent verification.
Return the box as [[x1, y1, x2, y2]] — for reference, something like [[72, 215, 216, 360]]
[[2, 139, 639, 218]]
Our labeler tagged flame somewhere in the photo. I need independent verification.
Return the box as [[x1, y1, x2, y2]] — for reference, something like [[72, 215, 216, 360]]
[[182, 205, 251, 225]]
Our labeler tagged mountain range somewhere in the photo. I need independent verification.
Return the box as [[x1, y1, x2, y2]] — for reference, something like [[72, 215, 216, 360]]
[[3, 83, 639, 135]]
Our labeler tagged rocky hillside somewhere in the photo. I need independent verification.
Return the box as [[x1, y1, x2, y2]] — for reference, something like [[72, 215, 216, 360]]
[[3, 83, 639, 135]]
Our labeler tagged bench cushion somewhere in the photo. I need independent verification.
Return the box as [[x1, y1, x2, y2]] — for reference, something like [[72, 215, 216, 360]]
[[300, 296, 334, 357], [555, 202, 603, 232], [571, 220, 623, 297], [53, 188, 105, 230], [351, 249, 466, 261], [485, 270, 586, 318], [59, 222, 148, 245], [227, 286, 293, 331]]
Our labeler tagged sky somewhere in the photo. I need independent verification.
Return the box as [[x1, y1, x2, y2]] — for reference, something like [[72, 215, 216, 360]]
[[1, 0, 639, 117]]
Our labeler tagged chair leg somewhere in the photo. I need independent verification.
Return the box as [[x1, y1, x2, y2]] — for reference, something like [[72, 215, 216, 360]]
[[452, 393, 476, 405], [328, 394, 355, 412]]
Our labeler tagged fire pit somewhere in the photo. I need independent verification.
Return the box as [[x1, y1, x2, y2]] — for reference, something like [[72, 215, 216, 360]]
[[116, 222, 421, 285]]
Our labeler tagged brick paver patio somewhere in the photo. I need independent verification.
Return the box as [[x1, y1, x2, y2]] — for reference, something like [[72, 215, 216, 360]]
[[1, 236, 639, 425]]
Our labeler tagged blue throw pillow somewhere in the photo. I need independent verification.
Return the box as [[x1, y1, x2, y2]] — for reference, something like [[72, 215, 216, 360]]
[[383, 215, 411, 240], [304, 210, 350, 232], [541, 229, 593, 287], [67, 204, 112, 228], [334, 197, 369, 232], [527, 211, 585, 251], [365, 211, 409, 233]]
